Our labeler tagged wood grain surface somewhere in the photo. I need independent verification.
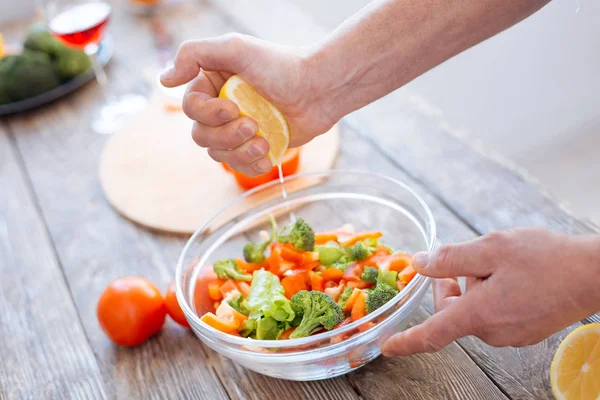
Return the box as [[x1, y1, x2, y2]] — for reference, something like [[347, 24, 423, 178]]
[[1, 0, 597, 398]]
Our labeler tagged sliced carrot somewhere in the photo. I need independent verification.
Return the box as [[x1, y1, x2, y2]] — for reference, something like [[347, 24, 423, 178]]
[[396, 281, 406, 291], [237, 281, 251, 297], [321, 268, 345, 282], [281, 274, 308, 299], [315, 233, 338, 245], [219, 280, 238, 298], [347, 280, 374, 289], [340, 231, 383, 246], [351, 291, 367, 321], [279, 327, 296, 340], [343, 288, 362, 313], [208, 282, 223, 301], [398, 265, 417, 285], [309, 271, 324, 292]]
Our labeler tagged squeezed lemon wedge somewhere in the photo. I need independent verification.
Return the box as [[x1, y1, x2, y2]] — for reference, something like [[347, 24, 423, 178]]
[[219, 75, 289, 165]]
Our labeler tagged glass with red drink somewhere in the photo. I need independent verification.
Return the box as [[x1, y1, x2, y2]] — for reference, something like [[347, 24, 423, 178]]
[[42, 0, 146, 134]]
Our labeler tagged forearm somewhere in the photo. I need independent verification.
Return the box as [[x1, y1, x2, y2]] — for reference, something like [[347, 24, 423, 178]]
[[570, 234, 600, 316], [306, 0, 550, 120]]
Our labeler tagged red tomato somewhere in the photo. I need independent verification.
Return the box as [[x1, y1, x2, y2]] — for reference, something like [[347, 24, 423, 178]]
[[97, 277, 167, 347], [222, 148, 301, 189], [165, 279, 190, 328]]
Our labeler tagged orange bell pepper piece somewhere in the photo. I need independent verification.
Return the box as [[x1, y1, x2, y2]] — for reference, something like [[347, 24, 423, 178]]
[[309, 271, 324, 291], [343, 288, 362, 313], [208, 281, 223, 301], [351, 291, 367, 321], [281, 274, 308, 299], [315, 233, 339, 245], [398, 265, 417, 285], [321, 268, 345, 282], [339, 231, 383, 246]]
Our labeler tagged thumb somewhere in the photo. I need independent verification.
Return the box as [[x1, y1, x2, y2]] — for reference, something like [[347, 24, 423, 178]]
[[412, 239, 494, 279], [160, 34, 253, 88]]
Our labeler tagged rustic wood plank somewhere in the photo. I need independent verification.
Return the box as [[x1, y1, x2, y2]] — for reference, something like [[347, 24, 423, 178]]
[[2, 2, 360, 399], [0, 125, 107, 400]]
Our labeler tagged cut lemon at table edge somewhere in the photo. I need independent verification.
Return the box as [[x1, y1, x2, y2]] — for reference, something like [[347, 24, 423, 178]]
[[550, 323, 600, 400], [219, 75, 289, 165]]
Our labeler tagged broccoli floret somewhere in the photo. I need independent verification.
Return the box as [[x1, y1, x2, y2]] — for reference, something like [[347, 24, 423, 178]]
[[289, 290, 344, 338], [365, 283, 398, 314], [337, 286, 354, 309], [316, 243, 345, 265], [349, 241, 376, 261], [243, 215, 277, 264], [361, 266, 378, 283], [227, 294, 249, 315], [277, 218, 315, 252], [213, 259, 252, 281]]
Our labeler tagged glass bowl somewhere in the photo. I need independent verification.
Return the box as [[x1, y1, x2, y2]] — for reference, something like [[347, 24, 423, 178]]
[[176, 170, 436, 380]]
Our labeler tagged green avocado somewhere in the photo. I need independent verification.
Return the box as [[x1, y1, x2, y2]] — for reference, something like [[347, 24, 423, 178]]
[[0, 51, 61, 102], [23, 23, 92, 81]]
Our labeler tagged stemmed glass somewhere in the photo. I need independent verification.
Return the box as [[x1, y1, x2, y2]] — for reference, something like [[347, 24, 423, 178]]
[[40, 0, 147, 134]]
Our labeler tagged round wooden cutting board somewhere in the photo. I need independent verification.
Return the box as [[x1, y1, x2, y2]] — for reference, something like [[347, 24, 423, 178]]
[[99, 94, 340, 234]]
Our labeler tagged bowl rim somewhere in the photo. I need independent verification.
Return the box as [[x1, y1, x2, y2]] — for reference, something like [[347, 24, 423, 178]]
[[176, 169, 436, 349]]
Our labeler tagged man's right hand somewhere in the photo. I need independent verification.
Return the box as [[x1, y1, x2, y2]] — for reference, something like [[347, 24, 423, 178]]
[[160, 34, 337, 177]]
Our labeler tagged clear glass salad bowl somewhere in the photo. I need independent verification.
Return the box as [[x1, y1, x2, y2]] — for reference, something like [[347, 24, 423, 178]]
[[176, 170, 436, 380]]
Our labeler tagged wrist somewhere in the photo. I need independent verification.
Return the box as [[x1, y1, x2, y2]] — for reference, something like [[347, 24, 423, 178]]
[[570, 234, 600, 315]]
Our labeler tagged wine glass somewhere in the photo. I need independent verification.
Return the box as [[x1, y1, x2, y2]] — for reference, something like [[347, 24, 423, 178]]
[[41, 0, 147, 134]]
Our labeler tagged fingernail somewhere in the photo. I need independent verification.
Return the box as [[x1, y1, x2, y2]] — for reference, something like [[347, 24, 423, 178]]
[[219, 110, 234, 120], [254, 158, 272, 173], [413, 252, 430, 268], [238, 123, 256, 139], [160, 66, 176, 81], [248, 144, 266, 159]]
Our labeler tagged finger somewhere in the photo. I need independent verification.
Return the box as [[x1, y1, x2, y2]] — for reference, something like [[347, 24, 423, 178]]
[[183, 94, 240, 127], [432, 278, 461, 313], [411, 240, 494, 279], [207, 137, 272, 175], [191, 117, 258, 150], [382, 298, 474, 357], [160, 34, 253, 87]]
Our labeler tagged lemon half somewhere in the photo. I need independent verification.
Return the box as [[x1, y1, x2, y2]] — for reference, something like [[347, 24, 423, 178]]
[[550, 323, 600, 400], [219, 75, 289, 165]]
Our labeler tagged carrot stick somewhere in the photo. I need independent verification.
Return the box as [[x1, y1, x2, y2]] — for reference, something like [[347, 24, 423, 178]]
[[315, 233, 338, 245], [208, 282, 223, 301]]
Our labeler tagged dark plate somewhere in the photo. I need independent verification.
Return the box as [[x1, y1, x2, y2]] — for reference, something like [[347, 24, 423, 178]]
[[0, 35, 115, 116]]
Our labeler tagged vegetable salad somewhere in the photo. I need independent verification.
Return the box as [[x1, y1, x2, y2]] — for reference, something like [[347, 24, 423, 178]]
[[200, 217, 417, 340]]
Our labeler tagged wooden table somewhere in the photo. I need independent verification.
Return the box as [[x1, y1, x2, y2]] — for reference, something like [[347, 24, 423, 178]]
[[1, 1, 598, 398]]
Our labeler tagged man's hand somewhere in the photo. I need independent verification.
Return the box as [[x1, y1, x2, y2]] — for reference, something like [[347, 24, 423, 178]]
[[382, 228, 600, 357], [160, 34, 337, 177]]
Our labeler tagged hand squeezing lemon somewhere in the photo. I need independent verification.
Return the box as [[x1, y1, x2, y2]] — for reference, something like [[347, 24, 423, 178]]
[[219, 75, 290, 165], [550, 323, 600, 400]]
